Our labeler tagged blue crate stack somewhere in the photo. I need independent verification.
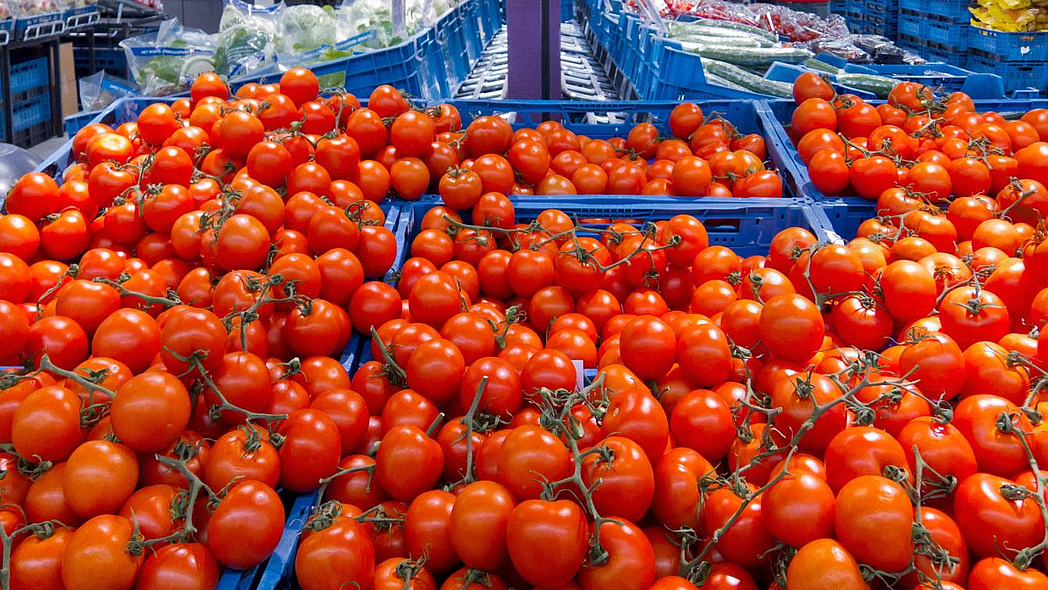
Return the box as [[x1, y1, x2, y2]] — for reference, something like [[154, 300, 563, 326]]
[[897, 0, 970, 66], [73, 47, 130, 80], [843, 0, 864, 33], [966, 27, 1048, 95], [1, 57, 51, 146], [861, 0, 898, 40]]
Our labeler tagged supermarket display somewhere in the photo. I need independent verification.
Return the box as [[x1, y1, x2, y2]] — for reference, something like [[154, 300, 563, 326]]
[[2, 0, 1048, 589]]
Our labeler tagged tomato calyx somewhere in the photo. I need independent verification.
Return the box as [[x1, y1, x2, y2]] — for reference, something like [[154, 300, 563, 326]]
[[345, 200, 382, 228], [488, 305, 524, 351], [949, 295, 1004, 317], [302, 499, 345, 532], [368, 326, 409, 388], [394, 555, 429, 584]]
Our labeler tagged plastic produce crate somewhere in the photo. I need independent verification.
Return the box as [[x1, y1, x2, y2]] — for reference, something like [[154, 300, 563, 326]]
[[73, 47, 128, 76], [763, 97, 1048, 238], [12, 92, 51, 132], [561, 0, 574, 21], [4, 57, 49, 100], [224, 29, 450, 105], [11, 119, 50, 148], [764, 58, 1011, 101], [63, 108, 103, 140], [12, 11, 63, 42], [966, 52, 1048, 94], [259, 194, 838, 590], [811, 53, 1040, 99], [582, 4, 780, 101], [969, 27, 1048, 62], [899, 0, 969, 22], [210, 0, 503, 103], [899, 36, 968, 67], [861, 0, 898, 39], [898, 10, 969, 49], [844, 10, 864, 33], [446, 98, 792, 177]]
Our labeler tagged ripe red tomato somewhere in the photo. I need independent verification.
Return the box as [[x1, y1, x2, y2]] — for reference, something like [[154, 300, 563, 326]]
[[206, 480, 285, 568]]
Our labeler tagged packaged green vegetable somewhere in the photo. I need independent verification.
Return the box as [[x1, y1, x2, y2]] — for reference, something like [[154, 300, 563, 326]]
[[120, 19, 216, 95]]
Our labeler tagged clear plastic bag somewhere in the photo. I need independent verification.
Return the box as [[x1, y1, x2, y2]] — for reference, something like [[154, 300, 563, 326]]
[[336, 0, 462, 48], [77, 70, 138, 111], [120, 19, 216, 95], [215, 0, 281, 77], [276, 4, 337, 54]]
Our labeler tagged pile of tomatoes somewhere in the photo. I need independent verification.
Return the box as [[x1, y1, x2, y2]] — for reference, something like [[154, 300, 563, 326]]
[[329, 179, 1048, 590], [0, 62, 1047, 590], [789, 74, 1048, 206]]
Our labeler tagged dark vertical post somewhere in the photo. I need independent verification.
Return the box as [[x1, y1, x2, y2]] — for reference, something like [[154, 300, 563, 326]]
[[506, 0, 560, 100]]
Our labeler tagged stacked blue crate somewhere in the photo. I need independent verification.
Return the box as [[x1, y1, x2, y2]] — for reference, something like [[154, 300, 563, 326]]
[[2, 57, 51, 147], [966, 28, 1048, 95], [861, 0, 898, 39], [843, 0, 864, 33], [897, 0, 970, 66]]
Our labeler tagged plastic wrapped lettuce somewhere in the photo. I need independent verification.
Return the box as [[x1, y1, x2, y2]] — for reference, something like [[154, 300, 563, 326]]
[[120, 19, 215, 95], [277, 4, 337, 54], [214, 0, 280, 78], [337, 0, 462, 48]]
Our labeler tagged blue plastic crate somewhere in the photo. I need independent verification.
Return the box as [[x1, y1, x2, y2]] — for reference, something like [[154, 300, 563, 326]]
[[224, 31, 448, 104], [966, 52, 1048, 94], [325, 194, 837, 384], [6, 57, 49, 97], [897, 34, 968, 67], [764, 62, 878, 101], [898, 0, 969, 22], [12, 92, 51, 132], [12, 11, 63, 40], [862, 0, 898, 34], [11, 121, 51, 148], [812, 53, 1021, 98], [73, 47, 128, 74], [642, 36, 786, 100], [843, 11, 864, 33], [435, 2, 471, 90], [899, 10, 969, 49], [969, 27, 1048, 62], [561, 0, 574, 21], [63, 109, 102, 137], [215, 0, 500, 103], [763, 97, 1048, 238], [446, 99, 790, 176], [402, 196, 834, 261]]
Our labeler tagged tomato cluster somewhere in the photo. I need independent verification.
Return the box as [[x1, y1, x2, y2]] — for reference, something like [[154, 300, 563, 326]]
[[790, 74, 1048, 205], [333, 182, 1048, 590], [431, 101, 781, 200]]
